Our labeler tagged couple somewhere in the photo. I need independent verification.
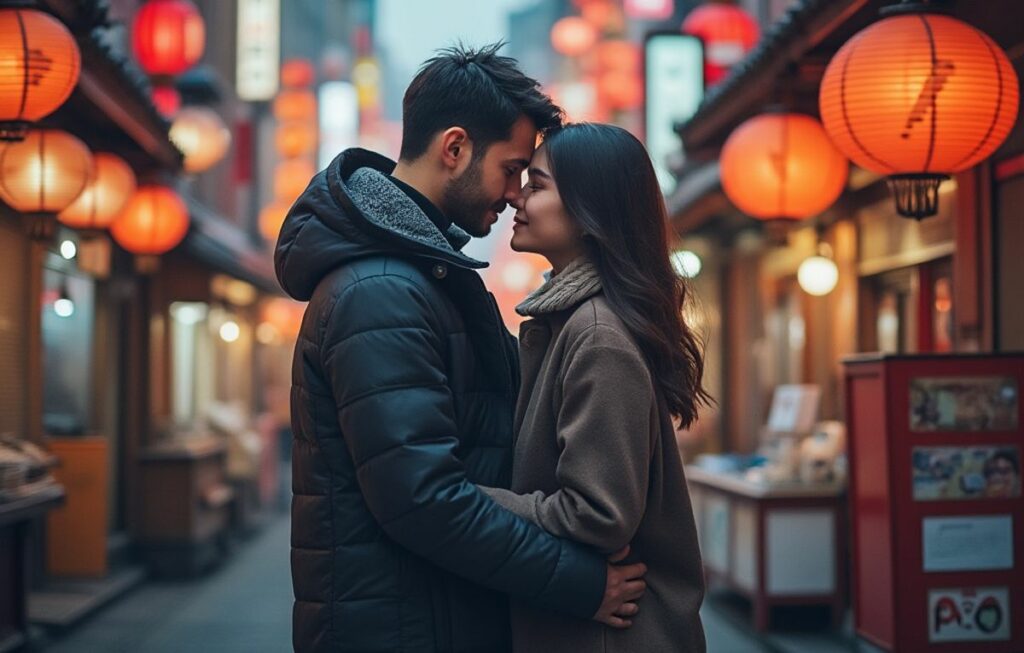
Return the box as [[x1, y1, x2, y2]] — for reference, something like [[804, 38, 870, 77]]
[[275, 43, 709, 653]]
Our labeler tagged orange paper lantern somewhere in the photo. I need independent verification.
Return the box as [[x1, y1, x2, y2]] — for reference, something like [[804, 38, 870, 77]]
[[273, 159, 315, 202], [59, 153, 137, 231], [820, 10, 1019, 219], [132, 0, 205, 76], [272, 89, 317, 123], [259, 199, 293, 243], [110, 185, 190, 255], [581, 2, 623, 31], [0, 129, 92, 214], [551, 17, 598, 57], [597, 70, 643, 111], [169, 106, 232, 173], [720, 113, 848, 225], [682, 4, 760, 86], [595, 40, 641, 74], [0, 9, 81, 141], [280, 59, 316, 88], [275, 121, 317, 159]]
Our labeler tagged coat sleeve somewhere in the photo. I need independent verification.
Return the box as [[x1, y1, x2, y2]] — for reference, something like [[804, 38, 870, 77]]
[[322, 273, 606, 619], [481, 330, 654, 555]]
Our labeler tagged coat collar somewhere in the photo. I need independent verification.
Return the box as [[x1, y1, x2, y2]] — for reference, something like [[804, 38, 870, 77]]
[[516, 257, 602, 317]]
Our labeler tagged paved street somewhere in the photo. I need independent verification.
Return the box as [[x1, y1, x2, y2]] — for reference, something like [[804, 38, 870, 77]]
[[44, 514, 860, 653]]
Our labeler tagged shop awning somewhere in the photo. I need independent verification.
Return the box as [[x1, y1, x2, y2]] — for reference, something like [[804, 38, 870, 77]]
[[181, 197, 281, 295]]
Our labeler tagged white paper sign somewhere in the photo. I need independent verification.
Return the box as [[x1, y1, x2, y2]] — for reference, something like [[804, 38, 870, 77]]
[[236, 0, 280, 101], [922, 515, 1014, 572], [929, 587, 1011, 642]]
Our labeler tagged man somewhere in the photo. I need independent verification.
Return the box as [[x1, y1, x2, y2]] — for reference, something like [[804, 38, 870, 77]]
[[275, 44, 646, 653]]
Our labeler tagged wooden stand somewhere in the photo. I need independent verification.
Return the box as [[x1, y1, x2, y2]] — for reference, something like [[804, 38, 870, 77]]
[[686, 466, 847, 630], [138, 436, 233, 578], [46, 437, 109, 577], [0, 485, 64, 652]]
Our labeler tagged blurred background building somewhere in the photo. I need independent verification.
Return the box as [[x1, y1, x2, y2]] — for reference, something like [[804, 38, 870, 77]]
[[0, 0, 1021, 651]]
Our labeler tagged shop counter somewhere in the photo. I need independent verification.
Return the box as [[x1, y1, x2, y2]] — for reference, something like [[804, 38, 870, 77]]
[[685, 465, 846, 630], [0, 484, 64, 652]]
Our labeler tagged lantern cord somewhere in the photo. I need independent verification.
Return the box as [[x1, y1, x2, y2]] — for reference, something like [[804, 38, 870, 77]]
[[886, 174, 947, 220]]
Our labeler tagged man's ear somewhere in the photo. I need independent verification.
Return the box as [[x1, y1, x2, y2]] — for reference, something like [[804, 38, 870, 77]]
[[439, 127, 472, 172]]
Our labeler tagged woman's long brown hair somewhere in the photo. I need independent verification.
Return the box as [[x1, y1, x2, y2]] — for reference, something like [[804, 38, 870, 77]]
[[544, 123, 711, 426]]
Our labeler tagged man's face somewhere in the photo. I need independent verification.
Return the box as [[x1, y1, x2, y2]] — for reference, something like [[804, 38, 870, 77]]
[[442, 115, 536, 237]]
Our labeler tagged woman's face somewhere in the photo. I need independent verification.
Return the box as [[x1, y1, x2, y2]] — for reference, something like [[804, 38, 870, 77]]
[[509, 147, 584, 271]]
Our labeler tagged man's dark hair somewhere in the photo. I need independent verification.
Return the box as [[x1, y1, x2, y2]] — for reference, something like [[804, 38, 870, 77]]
[[399, 42, 563, 162]]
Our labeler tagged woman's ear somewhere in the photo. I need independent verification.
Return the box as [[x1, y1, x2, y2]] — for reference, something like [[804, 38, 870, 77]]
[[440, 127, 472, 172]]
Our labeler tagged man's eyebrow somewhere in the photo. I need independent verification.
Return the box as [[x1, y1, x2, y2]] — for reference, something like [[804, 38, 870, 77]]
[[528, 167, 551, 179]]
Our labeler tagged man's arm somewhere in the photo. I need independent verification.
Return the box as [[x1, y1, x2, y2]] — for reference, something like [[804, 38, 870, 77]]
[[323, 272, 605, 618]]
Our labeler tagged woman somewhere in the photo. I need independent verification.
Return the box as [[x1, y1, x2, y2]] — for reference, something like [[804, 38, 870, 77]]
[[481, 123, 709, 652]]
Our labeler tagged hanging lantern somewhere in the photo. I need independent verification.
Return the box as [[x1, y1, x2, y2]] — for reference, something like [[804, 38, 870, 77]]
[[169, 106, 231, 173], [110, 185, 189, 259], [682, 4, 760, 86], [597, 70, 643, 110], [132, 0, 206, 77], [0, 9, 81, 141], [819, 6, 1019, 220], [152, 85, 181, 117], [581, 2, 624, 32], [280, 59, 316, 88], [58, 153, 137, 233], [273, 159, 315, 202], [259, 199, 292, 243], [595, 40, 641, 74], [798, 243, 839, 296], [275, 121, 317, 159], [551, 17, 599, 57], [720, 113, 848, 235], [272, 89, 317, 123], [0, 129, 93, 239]]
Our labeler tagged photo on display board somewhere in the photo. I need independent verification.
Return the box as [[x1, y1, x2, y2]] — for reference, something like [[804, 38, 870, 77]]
[[912, 446, 1021, 500], [910, 376, 1018, 432], [929, 587, 1011, 643]]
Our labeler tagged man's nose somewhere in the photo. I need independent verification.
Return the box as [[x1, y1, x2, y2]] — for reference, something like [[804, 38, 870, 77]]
[[508, 190, 525, 210]]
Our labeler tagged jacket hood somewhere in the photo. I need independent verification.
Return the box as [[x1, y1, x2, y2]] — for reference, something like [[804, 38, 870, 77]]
[[274, 148, 486, 301]]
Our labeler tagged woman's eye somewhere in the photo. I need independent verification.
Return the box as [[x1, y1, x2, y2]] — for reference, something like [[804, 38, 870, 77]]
[[528, 183, 542, 191]]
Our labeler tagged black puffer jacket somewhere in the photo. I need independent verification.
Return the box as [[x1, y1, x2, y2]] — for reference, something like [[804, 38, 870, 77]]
[[275, 149, 606, 653]]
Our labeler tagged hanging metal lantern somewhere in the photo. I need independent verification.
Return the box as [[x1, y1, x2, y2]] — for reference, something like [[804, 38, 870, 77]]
[[819, 2, 1019, 220], [0, 9, 81, 141]]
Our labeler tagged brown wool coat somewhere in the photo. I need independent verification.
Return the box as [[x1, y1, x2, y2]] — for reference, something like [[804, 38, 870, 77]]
[[483, 280, 706, 653]]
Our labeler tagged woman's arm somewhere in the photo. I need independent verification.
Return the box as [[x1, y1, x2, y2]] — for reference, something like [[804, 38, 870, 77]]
[[483, 331, 655, 555]]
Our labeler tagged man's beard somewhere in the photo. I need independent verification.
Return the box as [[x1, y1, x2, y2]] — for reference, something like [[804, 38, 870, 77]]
[[442, 158, 499, 238]]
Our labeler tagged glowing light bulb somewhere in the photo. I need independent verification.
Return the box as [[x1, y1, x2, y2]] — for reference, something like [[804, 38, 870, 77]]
[[798, 255, 839, 296], [671, 250, 702, 278], [219, 320, 240, 343]]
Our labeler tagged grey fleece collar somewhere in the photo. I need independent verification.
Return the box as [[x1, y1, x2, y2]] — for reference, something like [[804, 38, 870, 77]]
[[516, 257, 602, 317], [346, 167, 477, 260]]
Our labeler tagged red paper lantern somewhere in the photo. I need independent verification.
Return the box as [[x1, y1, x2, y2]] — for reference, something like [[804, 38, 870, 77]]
[[110, 185, 189, 255], [551, 17, 598, 57], [720, 113, 848, 226], [272, 90, 317, 123], [682, 4, 760, 86], [132, 0, 205, 76], [59, 153, 137, 232], [280, 59, 316, 88], [152, 85, 181, 116], [820, 10, 1019, 219], [0, 9, 81, 141]]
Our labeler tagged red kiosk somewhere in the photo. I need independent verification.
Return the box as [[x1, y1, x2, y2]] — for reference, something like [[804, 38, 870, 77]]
[[844, 353, 1023, 652]]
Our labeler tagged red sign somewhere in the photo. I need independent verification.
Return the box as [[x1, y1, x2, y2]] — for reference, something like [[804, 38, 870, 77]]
[[624, 0, 674, 21]]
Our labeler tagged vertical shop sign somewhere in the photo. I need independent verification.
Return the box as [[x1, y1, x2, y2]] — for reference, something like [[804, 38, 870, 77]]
[[236, 0, 280, 101], [318, 81, 359, 170], [643, 33, 703, 194], [928, 588, 1011, 642]]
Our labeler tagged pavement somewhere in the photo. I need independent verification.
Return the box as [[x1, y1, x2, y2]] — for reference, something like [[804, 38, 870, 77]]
[[44, 513, 871, 653]]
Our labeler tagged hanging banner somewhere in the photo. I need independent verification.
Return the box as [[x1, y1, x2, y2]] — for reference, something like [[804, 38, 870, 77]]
[[643, 32, 703, 194], [237, 0, 280, 101]]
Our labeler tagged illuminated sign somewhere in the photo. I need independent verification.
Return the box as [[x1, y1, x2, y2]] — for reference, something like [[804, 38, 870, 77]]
[[318, 81, 359, 169], [236, 0, 280, 101], [644, 32, 704, 194], [626, 0, 674, 21]]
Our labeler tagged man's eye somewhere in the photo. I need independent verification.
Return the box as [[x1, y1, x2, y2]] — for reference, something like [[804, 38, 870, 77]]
[[505, 168, 516, 176]]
